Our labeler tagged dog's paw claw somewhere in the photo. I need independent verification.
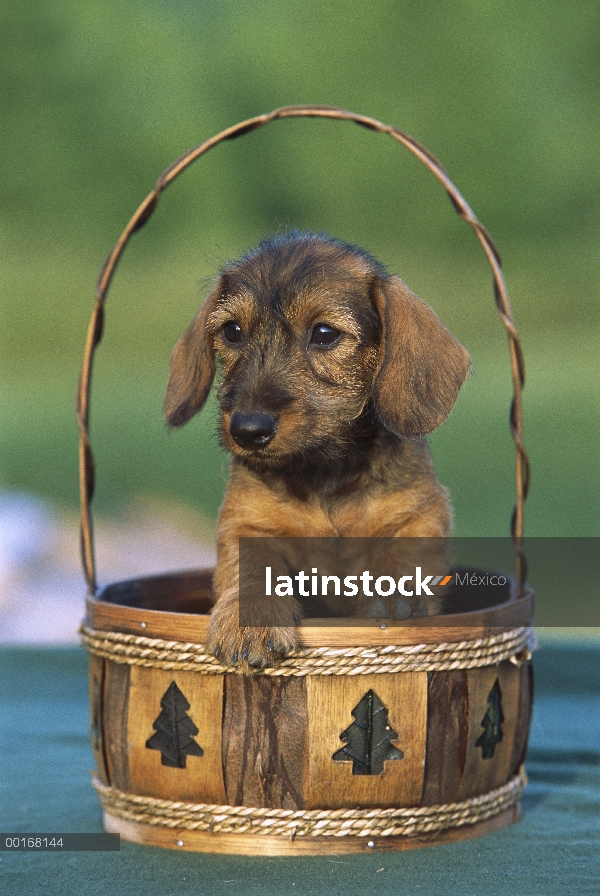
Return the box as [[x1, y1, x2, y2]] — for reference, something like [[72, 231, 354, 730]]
[[207, 628, 299, 671], [206, 596, 301, 671]]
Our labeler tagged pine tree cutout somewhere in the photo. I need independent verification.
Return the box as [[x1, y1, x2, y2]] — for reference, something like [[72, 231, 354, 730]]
[[475, 678, 504, 759], [146, 681, 204, 768], [332, 689, 404, 775]]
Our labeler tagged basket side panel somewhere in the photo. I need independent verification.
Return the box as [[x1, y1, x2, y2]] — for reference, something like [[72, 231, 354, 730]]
[[103, 660, 131, 791], [510, 660, 534, 775], [421, 670, 469, 805], [222, 675, 308, 809], [305, 672, 427, 809], [88, 654, 108, 785], [456, 660, 521, 800], [127, 666, 227, 803]]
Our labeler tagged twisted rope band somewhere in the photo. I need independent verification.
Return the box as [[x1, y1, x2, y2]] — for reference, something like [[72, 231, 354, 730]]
[[93, 769, 526, 839], [80, 624, 535, 675]]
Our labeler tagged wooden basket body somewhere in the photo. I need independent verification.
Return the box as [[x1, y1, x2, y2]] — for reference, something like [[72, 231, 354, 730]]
[[83, 568, 533, 854]]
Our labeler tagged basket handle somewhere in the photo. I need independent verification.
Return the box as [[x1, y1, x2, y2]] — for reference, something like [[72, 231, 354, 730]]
[[76, 105, 530, 595]]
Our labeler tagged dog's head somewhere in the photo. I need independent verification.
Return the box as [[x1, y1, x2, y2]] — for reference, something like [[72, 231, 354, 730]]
[[165, 233, 470, 469]]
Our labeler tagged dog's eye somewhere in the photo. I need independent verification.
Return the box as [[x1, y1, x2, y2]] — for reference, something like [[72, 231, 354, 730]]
[[222, 321, 242, 344], [310, 324, 341, 346]]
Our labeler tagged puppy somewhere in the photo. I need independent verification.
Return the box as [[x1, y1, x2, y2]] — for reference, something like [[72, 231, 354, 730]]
[[164, 232, 470, 668]]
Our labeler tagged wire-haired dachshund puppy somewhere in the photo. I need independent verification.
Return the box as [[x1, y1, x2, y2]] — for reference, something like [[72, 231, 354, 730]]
[[164, 232, 470, 669]]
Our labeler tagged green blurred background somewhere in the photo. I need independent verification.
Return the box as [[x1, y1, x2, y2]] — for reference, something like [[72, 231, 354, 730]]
[[1, 0, 598, 541]]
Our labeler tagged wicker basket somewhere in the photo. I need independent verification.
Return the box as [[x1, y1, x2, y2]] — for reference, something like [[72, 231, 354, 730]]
[[78, 107, 532, 854]]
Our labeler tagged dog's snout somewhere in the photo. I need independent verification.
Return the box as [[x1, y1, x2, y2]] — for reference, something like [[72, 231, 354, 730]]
[[230, 412, 277, 449]]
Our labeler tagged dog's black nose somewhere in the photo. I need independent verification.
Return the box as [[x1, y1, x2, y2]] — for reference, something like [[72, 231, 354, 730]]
[[229, 412, 276, 448]]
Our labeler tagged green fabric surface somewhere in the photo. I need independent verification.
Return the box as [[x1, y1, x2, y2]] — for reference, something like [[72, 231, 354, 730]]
[[1, 645, 599, 896]]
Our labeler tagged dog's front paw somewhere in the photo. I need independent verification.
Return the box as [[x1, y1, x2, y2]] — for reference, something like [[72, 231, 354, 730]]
[[210, 625, 299, 671], [205, 597, 301, 671]]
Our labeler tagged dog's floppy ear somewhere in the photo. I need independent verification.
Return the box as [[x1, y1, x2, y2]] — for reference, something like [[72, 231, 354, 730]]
[[164, 282, 222, 427], [372, 276, 471, 437]]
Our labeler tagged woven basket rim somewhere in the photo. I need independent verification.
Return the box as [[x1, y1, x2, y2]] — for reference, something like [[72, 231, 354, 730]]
[[84, 565, 535, 655]]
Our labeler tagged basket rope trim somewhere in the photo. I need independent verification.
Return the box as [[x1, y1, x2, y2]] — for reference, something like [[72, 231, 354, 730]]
[[93, 768, 526, 838], [80, 624, 535, 675]]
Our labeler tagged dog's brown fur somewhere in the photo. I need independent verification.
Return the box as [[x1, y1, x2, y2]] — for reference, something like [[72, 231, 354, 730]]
[[165, 233, 470, 669]]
